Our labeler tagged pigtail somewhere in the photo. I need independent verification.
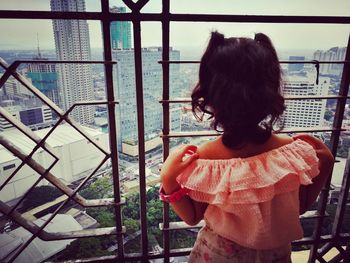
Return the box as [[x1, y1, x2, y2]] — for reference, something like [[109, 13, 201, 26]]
[[208, 31, 225, 49], [254, 33, 278, 60]]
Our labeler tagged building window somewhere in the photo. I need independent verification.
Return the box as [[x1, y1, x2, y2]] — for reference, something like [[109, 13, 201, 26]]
[[3, 163, 16, 171]]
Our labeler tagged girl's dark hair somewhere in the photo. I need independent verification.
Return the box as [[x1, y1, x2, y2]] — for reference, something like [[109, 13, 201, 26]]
[[191, 31, 285, 149]]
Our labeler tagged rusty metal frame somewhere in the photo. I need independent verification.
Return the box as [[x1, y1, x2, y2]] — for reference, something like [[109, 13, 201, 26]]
[[0, 0, 349, 262]]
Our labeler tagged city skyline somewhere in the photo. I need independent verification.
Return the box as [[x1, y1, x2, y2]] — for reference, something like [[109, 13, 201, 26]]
[[0, 0, 349, 52]]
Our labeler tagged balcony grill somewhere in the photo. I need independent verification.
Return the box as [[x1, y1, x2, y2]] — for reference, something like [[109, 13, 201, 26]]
[[0, 0, 350, 262]]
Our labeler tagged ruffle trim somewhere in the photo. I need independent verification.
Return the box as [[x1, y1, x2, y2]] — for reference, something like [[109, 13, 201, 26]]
[[176, 139, 319, 204]]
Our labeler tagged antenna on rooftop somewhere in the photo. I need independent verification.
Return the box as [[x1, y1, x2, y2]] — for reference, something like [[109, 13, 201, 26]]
[[37, 33, 42, 59]]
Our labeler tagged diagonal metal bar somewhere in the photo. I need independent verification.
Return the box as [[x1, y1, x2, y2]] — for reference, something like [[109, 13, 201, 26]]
[[0, 59, 113, 156], [308, 33, 350, 262], [100, 0, 125, 260], [0, 107, 58, 192], [0, 58, 64, 116], [0, 100, 116, 199], [7, 158, 58, 216], [0, 134, 118, 207], [6, 155, 111, 263], [121, 0, 135, 12], [0, 201, 122, 241]]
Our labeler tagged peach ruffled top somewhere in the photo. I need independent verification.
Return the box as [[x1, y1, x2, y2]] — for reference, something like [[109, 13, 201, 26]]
[[176, 139, 320, 249]]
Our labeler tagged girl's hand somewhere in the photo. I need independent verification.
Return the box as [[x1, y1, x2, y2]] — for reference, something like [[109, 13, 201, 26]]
[[160, 145, 199, 183], [293, 134, 334, 214]]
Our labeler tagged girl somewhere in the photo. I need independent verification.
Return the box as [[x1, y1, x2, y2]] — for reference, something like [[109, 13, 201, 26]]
[[160, 32, 334, 262]]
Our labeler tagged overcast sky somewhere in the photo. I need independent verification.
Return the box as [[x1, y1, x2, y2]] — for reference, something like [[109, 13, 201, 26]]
[[0, 0, 349, 55]]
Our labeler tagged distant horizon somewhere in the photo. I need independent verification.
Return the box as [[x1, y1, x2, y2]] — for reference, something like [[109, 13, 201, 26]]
[[0, 46, 343, 61], [1, 0, 349, 52]]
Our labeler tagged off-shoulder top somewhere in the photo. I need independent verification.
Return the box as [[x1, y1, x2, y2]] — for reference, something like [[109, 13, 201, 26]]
[[176, 139, 320, 250]]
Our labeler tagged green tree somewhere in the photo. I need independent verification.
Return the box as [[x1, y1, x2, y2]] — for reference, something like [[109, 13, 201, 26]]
[[124, 218, 139, 235], [58, 237, 113, 260], [88, 207, 115, 227], [80, 176, 113, 199], [22, 185, 61, 211]]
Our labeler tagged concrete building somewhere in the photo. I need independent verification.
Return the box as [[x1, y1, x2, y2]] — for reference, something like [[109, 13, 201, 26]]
[[0, 124, 109, 202], [313, 47, 346, 76], [0, 75, 33, 99], [110, 6, 131, 49], [283, 75, 329, 129], [113, 47, 182, 155], [50, 0, 94, 125], [0, 102, 53, 131]]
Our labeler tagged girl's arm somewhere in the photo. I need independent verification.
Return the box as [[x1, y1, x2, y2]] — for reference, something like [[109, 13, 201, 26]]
[[294, 135, 335, 214], [160, 145, 208, 225]]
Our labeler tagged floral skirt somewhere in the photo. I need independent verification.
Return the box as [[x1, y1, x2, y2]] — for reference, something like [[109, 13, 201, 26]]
[[188, 226, 292, 263]]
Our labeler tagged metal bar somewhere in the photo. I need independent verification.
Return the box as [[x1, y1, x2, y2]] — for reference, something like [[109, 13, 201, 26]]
[[100, 0, 125, 260], [159, 95, 350, 104], [11, 59, 117, 65], [161, 1, 171, 262], [308, 33, 350, 262], [158, 60, 350, 64], [331, 151, 350, 237], [132, 13, 149, 263], [1, 10, 350, 23], [43, 233, 350, 262], [161, 127, 345, 138], [345, 243, 350, 262], [328, 253, 344, 263], [159, 210, 329, 231]]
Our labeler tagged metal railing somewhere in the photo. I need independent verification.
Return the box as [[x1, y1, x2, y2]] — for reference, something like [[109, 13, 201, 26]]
[[0, 0, 350, 262]]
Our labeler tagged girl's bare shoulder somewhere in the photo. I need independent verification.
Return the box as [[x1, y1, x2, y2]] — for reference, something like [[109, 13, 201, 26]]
[[197, 134, 294, 160]]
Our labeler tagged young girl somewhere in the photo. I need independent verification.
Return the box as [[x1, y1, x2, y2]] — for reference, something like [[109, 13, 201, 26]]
[[160, 32, 334, 262]]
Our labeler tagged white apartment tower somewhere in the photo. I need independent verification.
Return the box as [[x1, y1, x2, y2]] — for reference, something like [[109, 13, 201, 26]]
[[50, 0, 94, 125], [283, 75, 329, 129]]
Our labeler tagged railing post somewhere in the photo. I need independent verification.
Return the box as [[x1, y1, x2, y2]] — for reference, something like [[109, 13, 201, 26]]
[[308, 33, 350, 262]]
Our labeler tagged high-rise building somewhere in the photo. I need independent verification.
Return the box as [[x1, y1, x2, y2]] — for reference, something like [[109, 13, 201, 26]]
[[27, 52, 60, 107], [50, 0, 94, 125], [288, 56, 305, 73], [313, 47, 346, 76], [110, 6, 132, 49], [283, 75, 329, 129], [113, 47, 181, 156]]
